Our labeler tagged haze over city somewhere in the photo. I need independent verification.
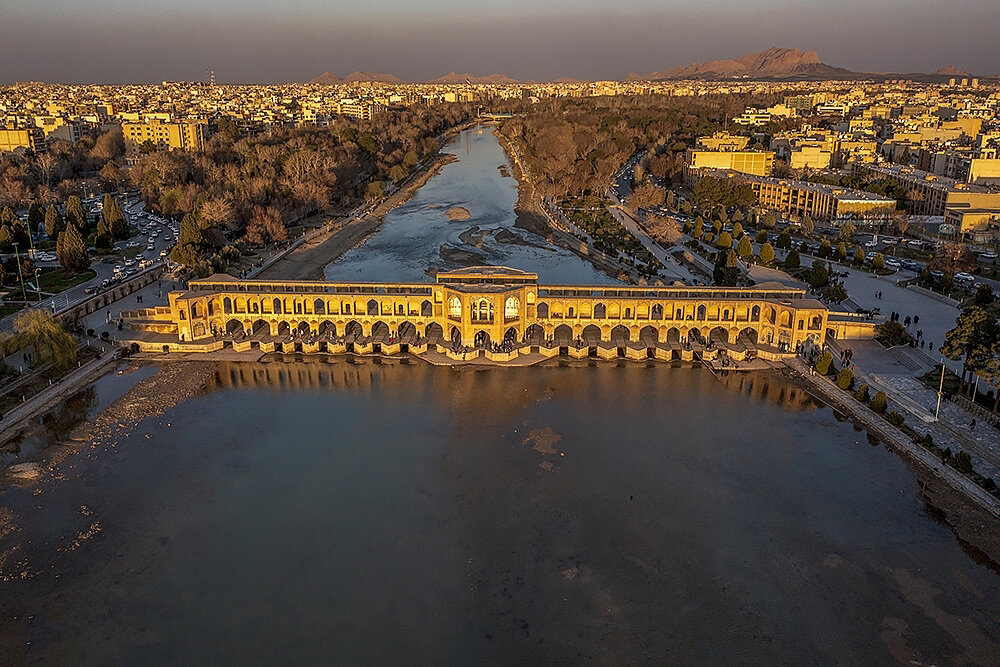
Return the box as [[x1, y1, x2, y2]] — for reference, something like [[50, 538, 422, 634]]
[[5, 0, 1000, 83]]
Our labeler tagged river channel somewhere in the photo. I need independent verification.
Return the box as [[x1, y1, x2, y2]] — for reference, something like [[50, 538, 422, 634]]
[[324, 124, 618, 284], [2, 361, 999, 663]]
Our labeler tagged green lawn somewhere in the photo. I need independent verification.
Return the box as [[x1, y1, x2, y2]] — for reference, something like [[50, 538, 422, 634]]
[[4, 268, 97, 305]]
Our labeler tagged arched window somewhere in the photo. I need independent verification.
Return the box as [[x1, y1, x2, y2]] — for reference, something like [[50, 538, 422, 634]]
[[594, 303, 606, 319], [191, 303, 200, 318], [505, 296, 519, 320], [367, 299, 379, 316], [536, 302, 549, 318], [651, 304, 663, 319], [343, 302, 351, 315], [448, 296, 462, 318], [314, 298, 325, 315], [751, 305, 761, 321], [697, 304, 706, 320], [223, 297, 233, 314], [273, 298, 282, 314]]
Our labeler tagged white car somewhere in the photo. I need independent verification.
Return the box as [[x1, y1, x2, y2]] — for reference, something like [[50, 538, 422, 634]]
[[884, 258, 901, 268], [955, 272, 976, 282]]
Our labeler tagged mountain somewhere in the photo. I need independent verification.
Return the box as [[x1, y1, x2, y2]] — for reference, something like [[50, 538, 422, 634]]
[[429, 72, 521, 84], [629, 47, 856, 81], [342, 70, 406, 83], [307, 71, 406, 84], [308, 72, 344, 85], [553, 76, 586, 84], [933, 66, 971, 78]]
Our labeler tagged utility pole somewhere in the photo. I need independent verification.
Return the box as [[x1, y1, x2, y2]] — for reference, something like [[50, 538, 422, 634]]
[[935, 359, 946, 421], [12, 242, 26, 303]]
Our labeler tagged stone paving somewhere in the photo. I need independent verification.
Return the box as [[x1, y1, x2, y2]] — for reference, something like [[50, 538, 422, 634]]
[[867, 373, 1000, 483]]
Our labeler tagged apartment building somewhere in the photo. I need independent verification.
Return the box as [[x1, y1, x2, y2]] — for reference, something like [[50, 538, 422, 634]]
[[122, 118, 206, 153], [688, 168, 895, 223], [686, 149, 774, 177], [854, 163, 1000, 216], [0, 127, 45, 154]]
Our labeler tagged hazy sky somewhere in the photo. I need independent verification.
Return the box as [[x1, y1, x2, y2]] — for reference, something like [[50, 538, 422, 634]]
[[3, 0, 999, 83]]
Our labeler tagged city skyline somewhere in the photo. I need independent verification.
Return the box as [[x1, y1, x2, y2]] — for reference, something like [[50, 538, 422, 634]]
[[4, 0, 1000, 84]]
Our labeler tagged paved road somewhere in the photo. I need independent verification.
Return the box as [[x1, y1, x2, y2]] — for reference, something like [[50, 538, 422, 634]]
[[1, 199, 176, 331]]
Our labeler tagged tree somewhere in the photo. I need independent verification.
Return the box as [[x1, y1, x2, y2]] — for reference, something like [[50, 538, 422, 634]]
[[731, 222, 743, 239], [625, 182, 664, 209], [389, 165, 407, 184], [736, 235, 753, 260], [784, 249, 800, 269], [713, 249, 739, 286], [839, 221, 855, 242], [835, 241, 847, 261], [854, 383, 870, 402], [100, 162, 122, 190], [954, 451, 973, 474], [776, 231, 791, 250], [244, 205, 287, 246], [871, 391, 888, 413], [102, 194, 128, 239], [815, 351, 833, 375], [44, 205, 64, 239], [665, 190, 676, 209], [65, 195, 86, 231], [11, 308, 78, 369], [818, 238, 832, 258], [876, 320, 912, 347], [692, 216, 704, 239], [853, 247, 864, 265], [801, 215, 814, 233], [90, 129, 125, 161], [716, 231, 733, 250], [809, 259, 830, 289], [836, 368, 854, 389], [872, 252, 885, 270], [755, 229, 768, 243], [761, 212, 777, 229], [365, 180, 386, 204], [758, 243, 775, 264], [178, 212, 202, 247], [941, 305, 997, 396], [56, 223, 90, 272], [825, 284, 848, 303]]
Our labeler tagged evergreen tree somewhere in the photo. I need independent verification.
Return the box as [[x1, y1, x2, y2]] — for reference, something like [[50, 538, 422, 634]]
[[0, 206, 16, 227], [840, 221, 856, 242], [44, 205, 64, 239], [854, 246, 864, 264], [0, 225, 12, 253], [759, 243, 775, 264], [178, 212, 202, 247], [27, 201, 44, 233], [103, 194, 128, 239], [818, 238, 832, 258], [809, 260, 829, 288], [736, 235, 753, 260], [56, 224, 90, 272], [835, 241, 847, 261], [801, 215, 814, 233], [776, 231, 791, 249], [872, 253, 885, 270], [713, 249, 739, 286], [692, 216, 703, 238], [732, 222, 743, 238], [716, 231, 733, 250], [65, 195, 86, 231], [784, 249, 801, 269]]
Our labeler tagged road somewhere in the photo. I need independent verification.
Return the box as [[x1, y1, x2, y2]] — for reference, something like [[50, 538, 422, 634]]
[[1, 197, 177, 331]]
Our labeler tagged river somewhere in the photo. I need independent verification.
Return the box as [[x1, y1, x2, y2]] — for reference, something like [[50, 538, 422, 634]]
[[1, 361, 998, 663], [323, 124, 618, 284]]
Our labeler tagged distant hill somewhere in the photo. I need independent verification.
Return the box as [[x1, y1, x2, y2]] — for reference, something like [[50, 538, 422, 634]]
[[308, 72, 344, 85], [429, 72, 521, 84], [628, 47, 855, 81], [933, 66, 972, 78], [307, 71, 405, 84]]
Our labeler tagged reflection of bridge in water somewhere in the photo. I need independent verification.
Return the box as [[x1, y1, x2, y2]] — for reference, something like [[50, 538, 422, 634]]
[[123, 267, 872, 364]]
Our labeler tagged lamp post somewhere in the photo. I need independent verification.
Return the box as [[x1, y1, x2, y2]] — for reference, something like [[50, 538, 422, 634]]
[[33, 267, 42, 302]]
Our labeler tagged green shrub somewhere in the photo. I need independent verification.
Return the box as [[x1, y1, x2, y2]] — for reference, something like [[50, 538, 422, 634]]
[[815, 351, 833, 375], [984, 477, 996, 492], [954, 451, 973, 474], [887, 410, 905, 426], [854, 383, 870, 402], [836, 368, 854, 390], [871, 391, 888, 414]]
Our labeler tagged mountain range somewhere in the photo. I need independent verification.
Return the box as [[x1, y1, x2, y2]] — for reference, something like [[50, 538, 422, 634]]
[[306, 49, 990, 84]]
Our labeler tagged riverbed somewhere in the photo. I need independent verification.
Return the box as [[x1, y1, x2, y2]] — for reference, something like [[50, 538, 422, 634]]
[[1, 360, 998, 664], [323, 125, 618, 284]]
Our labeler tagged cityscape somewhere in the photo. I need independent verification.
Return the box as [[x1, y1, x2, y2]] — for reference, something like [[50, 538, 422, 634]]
[[1, 0, 1000, 663]]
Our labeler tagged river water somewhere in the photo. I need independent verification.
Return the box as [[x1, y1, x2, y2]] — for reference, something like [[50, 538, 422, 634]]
[[323, 125, 618, 284], [2, 125, 1000, 664], [2, 361, 999, 664]]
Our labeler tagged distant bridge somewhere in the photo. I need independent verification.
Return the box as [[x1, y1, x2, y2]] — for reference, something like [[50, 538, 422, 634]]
[[478, 113, 515, 120]]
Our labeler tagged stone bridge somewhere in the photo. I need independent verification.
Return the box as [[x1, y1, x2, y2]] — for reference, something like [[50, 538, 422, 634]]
[[122, 266, 863, 362]]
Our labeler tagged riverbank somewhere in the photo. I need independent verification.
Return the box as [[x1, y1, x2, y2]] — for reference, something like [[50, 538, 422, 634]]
[[786, 360, 1000, 567], [495, 129, 637, 283], [257, 151, 460, 281]]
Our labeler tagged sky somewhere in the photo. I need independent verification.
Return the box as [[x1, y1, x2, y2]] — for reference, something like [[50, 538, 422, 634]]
[[2, 0, 999, 83]]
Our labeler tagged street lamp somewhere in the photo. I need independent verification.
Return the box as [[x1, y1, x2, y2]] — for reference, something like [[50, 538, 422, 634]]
[[33, 267, 42, 302]]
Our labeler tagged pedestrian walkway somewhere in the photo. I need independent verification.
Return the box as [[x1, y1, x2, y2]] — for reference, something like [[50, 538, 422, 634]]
[[866, 373, 1000, 483]]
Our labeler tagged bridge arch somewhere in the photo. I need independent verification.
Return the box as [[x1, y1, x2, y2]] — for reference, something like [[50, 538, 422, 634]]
[[610, 324, 630, 345], [226, 319, 244, 335], [425, 322, 443, 343], [554, 324, 573, 346], [639, 325, 658, 346], [710, 326, 729, 343], [582, 324, 601, 345]]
